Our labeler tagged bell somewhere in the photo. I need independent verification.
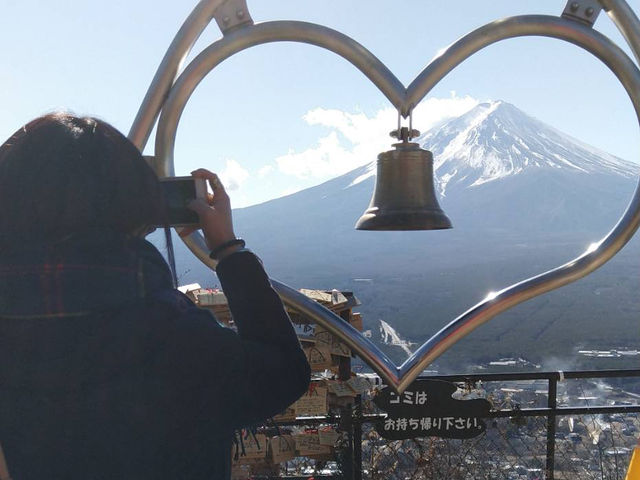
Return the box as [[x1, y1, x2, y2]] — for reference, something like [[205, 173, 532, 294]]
[[355, 140, 452, 231]]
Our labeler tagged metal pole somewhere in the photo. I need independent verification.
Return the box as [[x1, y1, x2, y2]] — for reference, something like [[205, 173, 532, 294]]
[[601, 0, 640, 65], [342, 404, 354, 480], [337, 309, 355, 480], [353, 395, 363, 480], [128, 0, 227, 151], [546, 376, 558, 479]]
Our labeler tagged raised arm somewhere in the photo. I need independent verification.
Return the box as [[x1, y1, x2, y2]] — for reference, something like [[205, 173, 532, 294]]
[[186, 168, 310, 426]]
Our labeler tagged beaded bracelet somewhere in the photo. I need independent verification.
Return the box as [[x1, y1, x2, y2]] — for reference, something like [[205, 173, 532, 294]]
[[209, 238, 246, 260]]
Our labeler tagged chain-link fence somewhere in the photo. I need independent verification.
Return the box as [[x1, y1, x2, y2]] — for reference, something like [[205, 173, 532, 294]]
[[261, 370, 640, 480], [360, 372, 640, 480], [361, 414, 638, 479]]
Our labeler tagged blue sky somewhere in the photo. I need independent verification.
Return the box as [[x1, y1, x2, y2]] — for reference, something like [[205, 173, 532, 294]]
[[2, 0, 639, 207]]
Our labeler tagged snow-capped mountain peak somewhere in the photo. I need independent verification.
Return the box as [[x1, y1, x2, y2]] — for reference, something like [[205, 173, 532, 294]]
[[415, 100, 637, 196]]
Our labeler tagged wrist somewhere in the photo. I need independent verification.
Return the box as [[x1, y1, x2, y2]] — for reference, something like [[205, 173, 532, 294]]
[[215, 243, 245, 261], [205, 231, 236, 250], [209, 238, 246, 260]]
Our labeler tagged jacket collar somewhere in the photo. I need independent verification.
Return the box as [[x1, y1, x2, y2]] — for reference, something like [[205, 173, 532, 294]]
[[0, 230, 173, 318]]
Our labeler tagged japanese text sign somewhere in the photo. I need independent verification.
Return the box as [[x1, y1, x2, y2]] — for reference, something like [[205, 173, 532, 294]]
[[373, 379, 490, 440]]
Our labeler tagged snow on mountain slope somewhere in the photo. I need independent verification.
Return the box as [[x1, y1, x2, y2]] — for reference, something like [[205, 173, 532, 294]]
[[415, 101, 638, 196]]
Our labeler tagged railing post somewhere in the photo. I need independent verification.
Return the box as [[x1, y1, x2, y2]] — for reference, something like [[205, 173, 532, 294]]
[[339, 388, 354, 478], [344, 409, 354, 480], [353, 395, 363, 480], [546, 374, 558, 480], [337, 311, 355, 480]]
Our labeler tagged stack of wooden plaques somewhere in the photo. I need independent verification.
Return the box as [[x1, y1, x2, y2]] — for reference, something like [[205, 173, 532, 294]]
[[182, 286, 234, 326], [182, 284, 371, 477], [230, 424, 344, 478], [183, 286, 364, 340]]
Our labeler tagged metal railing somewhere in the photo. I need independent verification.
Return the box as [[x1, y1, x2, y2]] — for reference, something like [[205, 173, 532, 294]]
[[263, 368, 640, 479]]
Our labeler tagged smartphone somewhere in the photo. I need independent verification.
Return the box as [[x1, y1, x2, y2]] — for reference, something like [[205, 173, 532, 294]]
[[158, 176, 207, 227]]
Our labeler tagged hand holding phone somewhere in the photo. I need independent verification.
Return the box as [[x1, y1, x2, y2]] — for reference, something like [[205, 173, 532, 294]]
[[187, 169, 237, 252], [158, 176, 207, 227]]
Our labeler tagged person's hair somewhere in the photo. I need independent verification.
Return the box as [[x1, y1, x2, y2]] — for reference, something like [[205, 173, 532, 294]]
[[0, 113, 165, 248]]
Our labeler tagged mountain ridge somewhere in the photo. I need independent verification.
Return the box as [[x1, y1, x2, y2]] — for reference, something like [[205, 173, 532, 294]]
[[421, 100, 637, 195], [288, 100, 637, 202], [165, 100, 640, 372]]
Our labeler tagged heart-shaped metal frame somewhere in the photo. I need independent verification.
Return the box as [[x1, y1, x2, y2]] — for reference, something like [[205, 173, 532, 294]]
[[130, 0, 640, 392]]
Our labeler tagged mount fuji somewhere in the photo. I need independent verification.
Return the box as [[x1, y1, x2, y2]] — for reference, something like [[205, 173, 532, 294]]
[[349, 101, 635, 198], [168, 101, 640, 371], [428, 101, 634, 193]]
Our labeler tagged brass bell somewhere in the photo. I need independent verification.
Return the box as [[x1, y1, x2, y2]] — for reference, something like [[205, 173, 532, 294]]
[[355, 135, 452, 231]]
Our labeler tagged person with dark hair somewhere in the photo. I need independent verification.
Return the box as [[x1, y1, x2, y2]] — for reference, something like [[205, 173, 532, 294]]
[[0, 113, 311, 479]]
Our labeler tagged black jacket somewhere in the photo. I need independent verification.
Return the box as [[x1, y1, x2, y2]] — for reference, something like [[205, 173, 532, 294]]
[[0, 231, 310, 479]]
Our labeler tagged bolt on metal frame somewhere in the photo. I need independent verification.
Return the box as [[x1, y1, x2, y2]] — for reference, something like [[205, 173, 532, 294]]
[[130, 0, 640, 393]]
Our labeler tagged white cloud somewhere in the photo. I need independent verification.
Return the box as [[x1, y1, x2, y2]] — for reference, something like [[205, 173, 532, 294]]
[[276, 93, 480, 180], [258, 165, 274, 177], [219, 159, 249, 191], [412, 93, 480, 131], [276, 131, 348, 179]]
